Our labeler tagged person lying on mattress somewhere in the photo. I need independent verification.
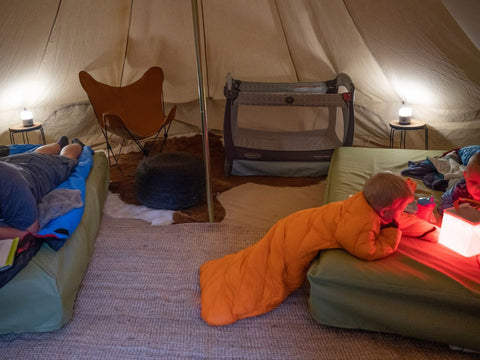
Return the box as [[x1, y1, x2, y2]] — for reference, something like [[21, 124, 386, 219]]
[[0, 136, 85, 241], [200, 171, 439, 326], [438, 151, 480, 215]]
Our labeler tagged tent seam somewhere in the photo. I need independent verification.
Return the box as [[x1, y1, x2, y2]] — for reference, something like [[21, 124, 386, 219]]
[[342, 0, 399, 102], [120, 0, 134, 86], [39, 0, 63, 67], [273, 0, 299, 82]]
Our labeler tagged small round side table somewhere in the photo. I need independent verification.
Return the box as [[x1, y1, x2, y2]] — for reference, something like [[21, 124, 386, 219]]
[[9, 123, 46, 145], [389, 119, 428, 150]]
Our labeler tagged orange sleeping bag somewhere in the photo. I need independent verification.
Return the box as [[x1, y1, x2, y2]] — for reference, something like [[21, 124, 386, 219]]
[[200, 192, 437, 326]]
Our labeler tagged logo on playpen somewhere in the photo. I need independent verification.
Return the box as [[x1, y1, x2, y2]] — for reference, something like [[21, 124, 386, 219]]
[[243, 152, 262, 159]]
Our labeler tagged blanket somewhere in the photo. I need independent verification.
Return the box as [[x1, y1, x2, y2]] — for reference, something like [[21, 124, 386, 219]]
[[200, 192, 437, 326], [401, 145, 480, 191], [38, 189, 83, 228]]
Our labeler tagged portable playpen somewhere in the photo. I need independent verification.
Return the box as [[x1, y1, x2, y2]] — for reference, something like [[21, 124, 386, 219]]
[[223, 73, 355, 176]]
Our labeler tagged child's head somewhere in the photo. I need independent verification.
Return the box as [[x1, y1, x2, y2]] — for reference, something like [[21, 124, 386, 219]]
[[464, 152, 480, 201], [363, 171, 414, 223]]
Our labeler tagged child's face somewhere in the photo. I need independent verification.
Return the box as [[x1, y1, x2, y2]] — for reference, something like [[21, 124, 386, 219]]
[[464, 169, 480, 201], [379, 197, 412, 223]]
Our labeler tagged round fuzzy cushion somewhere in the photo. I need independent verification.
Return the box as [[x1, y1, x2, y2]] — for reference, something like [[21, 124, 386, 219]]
[[135, 152, 205, 210]]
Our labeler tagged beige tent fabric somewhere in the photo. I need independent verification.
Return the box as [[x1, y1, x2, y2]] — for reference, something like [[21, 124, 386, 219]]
[[125, 0, 199, 102], [0, 0, 478, 149], [443, 0, 480, 51]]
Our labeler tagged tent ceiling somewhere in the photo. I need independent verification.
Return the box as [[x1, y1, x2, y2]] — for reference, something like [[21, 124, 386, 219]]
[[0, 0, 479, 149]]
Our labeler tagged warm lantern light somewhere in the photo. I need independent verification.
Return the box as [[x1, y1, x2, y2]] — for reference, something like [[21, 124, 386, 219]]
[[20, 108, 34, 127], [398, 102, 412, 125], [439, 205, 480, 257]]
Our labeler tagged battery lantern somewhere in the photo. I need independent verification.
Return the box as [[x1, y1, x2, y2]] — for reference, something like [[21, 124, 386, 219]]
[[439, 203, 480, 257]]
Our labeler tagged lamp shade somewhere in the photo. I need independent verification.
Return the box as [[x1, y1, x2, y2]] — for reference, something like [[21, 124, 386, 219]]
[[439, 205, 480, 257], [20, 108, 34, 127]]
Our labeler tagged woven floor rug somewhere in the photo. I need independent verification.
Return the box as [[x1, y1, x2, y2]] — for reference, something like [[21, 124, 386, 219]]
[[0, 216, 476, 360]]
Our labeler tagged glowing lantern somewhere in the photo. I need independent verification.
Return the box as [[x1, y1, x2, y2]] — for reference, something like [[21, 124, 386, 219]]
[[398, 102, 412, 125], [439, 204, 480, 257], [20, 108, 34, 127]]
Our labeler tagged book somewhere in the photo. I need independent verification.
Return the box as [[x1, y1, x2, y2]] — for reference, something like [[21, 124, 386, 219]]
[[0, 237, 19, 271]]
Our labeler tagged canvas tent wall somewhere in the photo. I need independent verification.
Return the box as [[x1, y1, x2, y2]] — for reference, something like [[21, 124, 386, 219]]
[[0, 0, 479, 151]]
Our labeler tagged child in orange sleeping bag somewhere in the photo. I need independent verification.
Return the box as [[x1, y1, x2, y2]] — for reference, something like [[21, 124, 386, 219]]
[[200, 172, 439, 326]]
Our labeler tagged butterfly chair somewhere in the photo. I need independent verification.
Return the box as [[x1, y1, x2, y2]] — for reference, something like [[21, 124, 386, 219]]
[[79, 66, 177, 169]]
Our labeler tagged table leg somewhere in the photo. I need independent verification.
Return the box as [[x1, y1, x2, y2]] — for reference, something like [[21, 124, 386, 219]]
[[39, 126, 46, 145], [425, 127, 428, 150], [400, 130, 406, 148]]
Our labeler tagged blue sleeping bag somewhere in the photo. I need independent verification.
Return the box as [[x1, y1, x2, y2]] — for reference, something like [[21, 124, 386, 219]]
[[9, 144, 94, 250]]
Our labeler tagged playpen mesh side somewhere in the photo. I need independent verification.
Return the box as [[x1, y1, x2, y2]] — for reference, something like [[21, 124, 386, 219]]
[[223, 74, 355, 176], [232, 91, 347, 152]]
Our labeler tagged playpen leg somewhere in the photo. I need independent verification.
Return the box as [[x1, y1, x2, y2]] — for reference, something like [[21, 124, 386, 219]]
[[224, 158, 233, 177]]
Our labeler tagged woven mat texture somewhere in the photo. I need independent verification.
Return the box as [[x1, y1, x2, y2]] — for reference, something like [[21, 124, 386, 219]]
[[0, 216, 476, 360]]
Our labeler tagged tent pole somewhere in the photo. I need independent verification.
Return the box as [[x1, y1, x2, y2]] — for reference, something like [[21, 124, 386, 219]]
[[191, 0, 214, 222]]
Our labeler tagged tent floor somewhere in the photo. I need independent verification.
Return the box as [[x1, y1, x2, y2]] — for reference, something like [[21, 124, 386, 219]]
[[108, 132, 325, 224]]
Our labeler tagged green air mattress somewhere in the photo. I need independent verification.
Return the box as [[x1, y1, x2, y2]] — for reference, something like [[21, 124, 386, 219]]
[[0, 152, 109, 334], [308, 147, 480, 351]]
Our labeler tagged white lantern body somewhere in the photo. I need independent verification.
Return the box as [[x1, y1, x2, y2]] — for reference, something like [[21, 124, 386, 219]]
[[439, 205, 480, 257], [20, 108, 34, 127], [398, 105, 412, 125]]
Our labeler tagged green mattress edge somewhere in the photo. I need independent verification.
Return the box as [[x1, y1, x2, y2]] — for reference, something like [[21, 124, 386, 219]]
[[0, 151, 109, 334], [308, 249, 480, 351]]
